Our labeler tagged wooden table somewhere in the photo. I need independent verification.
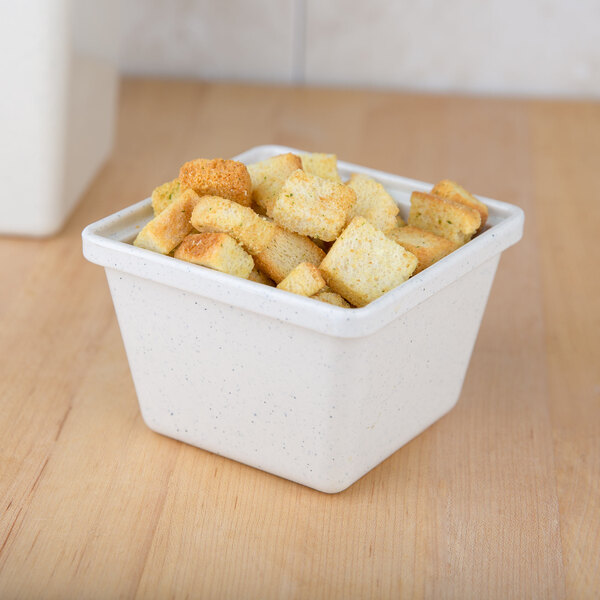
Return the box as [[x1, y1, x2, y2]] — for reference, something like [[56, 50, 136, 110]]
[[1, 80, 598, 599]]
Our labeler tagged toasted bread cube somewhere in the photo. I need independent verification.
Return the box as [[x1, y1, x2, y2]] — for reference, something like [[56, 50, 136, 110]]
[[248, 267, 275, 286], [301, 153, 341, 182], [151, 178, 181, 215], [312, 290, 352, 308], [277, 262, 327, 297], [174, 233, 253, 279], [396, 214, 407, 227], [431, 180, 488, 228], [346, 173, 399, 232], [270, 170, 356, 241], [254, 226, 326, 284], [134, 189, 201, 254], [190, 196, 276, 255], [408, 191, 481, 245], [247, 153, 303, 214], [320, 217, 418, 307], [179, 158, 252, 206], [387, 225, 458, 273]]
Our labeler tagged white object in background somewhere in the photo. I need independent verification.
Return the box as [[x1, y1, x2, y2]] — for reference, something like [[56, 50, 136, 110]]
[[82, 145, 524, 493], [0, 0, 119, 236]]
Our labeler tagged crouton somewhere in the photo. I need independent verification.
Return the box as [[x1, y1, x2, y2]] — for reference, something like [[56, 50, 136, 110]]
[[277, 262, 327, 297], [151, 178, 181, 215], [270, 170, 356, 241], [254, 226, 326, 284], [320, 217, 418, 307], [312, 290, 352, 308], [247, 153, 303, 214], [396, 214, 407, 228], [345, 173, 399, 232], [387, 225, 458, 273], [179, 158, 252, 206], [174, 233, 253, 279], [248, 267, 275, 286], [301, 153, 341, 182], [431, 180, 488, 228], [408, 191, 481, 245], [134, 189, 201, 254], [190, 196, 276, 255]]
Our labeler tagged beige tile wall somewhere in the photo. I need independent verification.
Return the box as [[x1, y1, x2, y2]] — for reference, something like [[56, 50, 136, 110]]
[[120, 0, 600, 97], [304, 0, 600, 96], [120, 0, 298, 83]]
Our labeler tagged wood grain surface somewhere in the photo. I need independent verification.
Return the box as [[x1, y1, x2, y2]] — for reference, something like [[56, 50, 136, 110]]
[[0, 80, 598, 599]]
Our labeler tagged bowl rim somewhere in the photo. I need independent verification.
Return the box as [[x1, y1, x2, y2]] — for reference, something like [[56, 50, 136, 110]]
[[82, 144, 524, 338]]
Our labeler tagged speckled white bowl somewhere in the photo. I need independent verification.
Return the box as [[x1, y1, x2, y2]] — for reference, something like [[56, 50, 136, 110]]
[[82, 145, 524, 493]]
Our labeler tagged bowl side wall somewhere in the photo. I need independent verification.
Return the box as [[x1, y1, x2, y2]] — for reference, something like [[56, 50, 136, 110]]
[[105, 253, 499, 492]]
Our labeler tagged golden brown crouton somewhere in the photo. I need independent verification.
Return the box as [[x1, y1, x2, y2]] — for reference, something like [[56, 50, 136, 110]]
[[254, 226, 326, 284], [387, 225, 458, 273], [431, 180, 488, 228], [134, 189, 201, 254], [270, 170, 356, 241], [190, 196, 276, 255], [247, 153, 303, 214], [174, 233, 253, 279], [179, 158, 252, 206], [277, 262, 327, 297], [151, 178, 181, 215], [312, 290, 352, 308], [320, 217, 418, 307], [345, 173, 399, 232], [248, 267, 275, 286], [301, 153, 341, 181], [408, 191, 481, 245]]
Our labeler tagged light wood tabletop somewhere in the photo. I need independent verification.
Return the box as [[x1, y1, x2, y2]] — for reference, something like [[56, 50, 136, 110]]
[[1, 79, 598, 599]]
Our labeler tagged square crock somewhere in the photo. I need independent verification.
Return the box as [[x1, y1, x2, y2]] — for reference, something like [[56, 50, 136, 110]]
[[82, 145, 524, 493]]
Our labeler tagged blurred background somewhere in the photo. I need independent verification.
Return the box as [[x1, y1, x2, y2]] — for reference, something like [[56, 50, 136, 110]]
[[120, 0, 600, 97], [2, 0, 599, 236]]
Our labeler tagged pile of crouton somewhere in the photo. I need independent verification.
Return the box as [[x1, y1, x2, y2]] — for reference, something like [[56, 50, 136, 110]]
[[133, 152, 488, 308]]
